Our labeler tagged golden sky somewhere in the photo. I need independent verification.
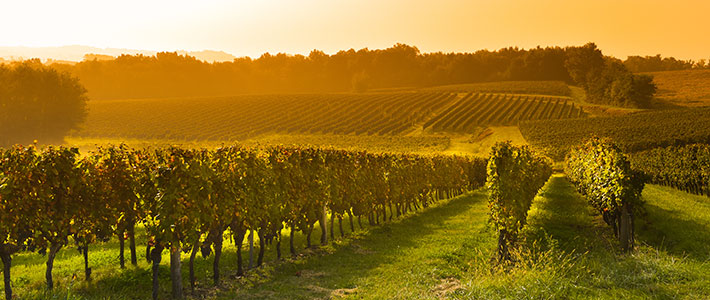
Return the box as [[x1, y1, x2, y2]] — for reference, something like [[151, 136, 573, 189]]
[[2, 0, 709, 60]]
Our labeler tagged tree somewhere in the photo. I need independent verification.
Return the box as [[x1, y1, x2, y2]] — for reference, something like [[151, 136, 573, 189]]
[[564, 42, 605, 87], [0, 62, 87, 146]]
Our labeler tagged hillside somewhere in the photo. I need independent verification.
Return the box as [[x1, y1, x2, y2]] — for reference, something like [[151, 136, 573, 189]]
[[643, 69, 710, 107], [71, 91, 585, 152]]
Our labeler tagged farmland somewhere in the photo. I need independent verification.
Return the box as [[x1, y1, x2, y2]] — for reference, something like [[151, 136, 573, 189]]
[[72, 91, 584, 148], [424, 80, 572, 96], [424, 93, 584, 132], [519, 107, 710, 159], [7, 76, 710, 300], [643, 69, 710, 107], [5, 172, 709, 299], [74, 92, 458, 141]]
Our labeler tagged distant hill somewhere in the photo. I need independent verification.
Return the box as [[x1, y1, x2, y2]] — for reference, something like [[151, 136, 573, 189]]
[[0, 45, 236, 63]]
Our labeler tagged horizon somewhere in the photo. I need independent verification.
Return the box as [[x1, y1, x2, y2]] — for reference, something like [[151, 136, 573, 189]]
[[2, 0, 709, 61]]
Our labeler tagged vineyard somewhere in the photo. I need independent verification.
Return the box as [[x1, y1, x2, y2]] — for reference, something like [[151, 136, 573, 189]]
[[485, 142, 552, 260], [74, 92, 457, 141], [424, 93, 584, 132], [566, 138, 645, 252], [630, 144, 710, 195], [72, 91, 586, 143], [424, 80, 572, 97], [520, 107, 710, 160], [0, 144, 486, 299]]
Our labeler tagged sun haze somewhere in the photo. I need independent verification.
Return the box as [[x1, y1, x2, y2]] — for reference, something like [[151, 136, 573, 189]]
[[1, 0, 709, 59]]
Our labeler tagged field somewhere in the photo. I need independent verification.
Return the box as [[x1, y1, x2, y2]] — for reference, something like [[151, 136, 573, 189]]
[[643, 69, 710, 107], [6, 177, 709, 299], [72, 91, 584, 149], [424, 93, 584, 132], [424, 80, 572, 97], [9, 79, 710, 300], [519, 107, 710, 159]]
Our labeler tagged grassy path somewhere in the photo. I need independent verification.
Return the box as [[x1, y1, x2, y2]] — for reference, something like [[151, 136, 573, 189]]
[[455, 175, 710, 299], [218, 190, 494, 299]]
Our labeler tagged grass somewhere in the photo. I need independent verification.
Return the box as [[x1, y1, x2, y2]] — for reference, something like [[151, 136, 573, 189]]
[[6, 210, 402, 299], [453, 175, 710, 299], [216, 191, 492, 299], [6, 176, 710, 299]]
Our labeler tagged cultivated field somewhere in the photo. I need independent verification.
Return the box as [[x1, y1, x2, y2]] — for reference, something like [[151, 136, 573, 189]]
[[72, 91, 585, 145], [424, 93, 584, 132], [7, 80, 710, 300], [424, 80, 572, 96], [519, 107, 710, 159], [643, 69, 710, 107]]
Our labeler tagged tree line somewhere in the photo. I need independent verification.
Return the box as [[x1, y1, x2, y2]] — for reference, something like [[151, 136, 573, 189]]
[[0, 144, 486, 300], [624, 54, 710, 73], [39, 43, 656, 108]]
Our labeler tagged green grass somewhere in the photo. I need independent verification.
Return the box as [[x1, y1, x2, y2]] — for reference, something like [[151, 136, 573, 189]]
[[453, 175, 710, 299], [216, 191, 493, 299], [6, 213, 393, 299], [6, 177, 710, 299]]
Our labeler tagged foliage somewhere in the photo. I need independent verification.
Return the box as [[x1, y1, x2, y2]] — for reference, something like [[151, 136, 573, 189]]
[[0, 144, 488, 298], [485, 142, 552, 260], [565, 43, 656, 108], [629, 144, 710, 196], [0, 62, 88, 146], [565, 138, 645, 251], [519, 107, 710, 160], [624, 54, 708, 73], [44, 43, 654, 107]]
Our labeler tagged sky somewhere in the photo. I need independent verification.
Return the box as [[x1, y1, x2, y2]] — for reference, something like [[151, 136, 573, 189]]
[[1, 0, 709, 60]]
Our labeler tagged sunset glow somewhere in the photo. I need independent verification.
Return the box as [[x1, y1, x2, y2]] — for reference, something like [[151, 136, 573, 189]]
[[2, 0, 709, 59]]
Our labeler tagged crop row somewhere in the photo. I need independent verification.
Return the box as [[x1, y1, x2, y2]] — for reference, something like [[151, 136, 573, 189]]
[[424, 93, 584, 133], [0, 144, 486, 299], [629, 144, 710, 196], [519, 107, 710, 160], [75, 92, 457, 142]]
